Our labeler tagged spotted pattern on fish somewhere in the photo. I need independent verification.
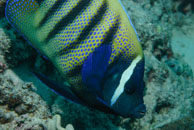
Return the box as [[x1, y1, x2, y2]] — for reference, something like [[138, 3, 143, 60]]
[[6, 0, 143, 75]]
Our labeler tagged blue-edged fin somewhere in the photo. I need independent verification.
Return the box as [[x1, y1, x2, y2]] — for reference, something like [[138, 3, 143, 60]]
[[33, 71, 84, 105], [95, 96, 119, 115], [81, 44, 112, 96], [33, 71, 118, 115]]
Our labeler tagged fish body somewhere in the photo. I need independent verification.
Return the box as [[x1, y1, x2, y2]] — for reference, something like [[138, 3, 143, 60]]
[[6, 0, 146, 118]]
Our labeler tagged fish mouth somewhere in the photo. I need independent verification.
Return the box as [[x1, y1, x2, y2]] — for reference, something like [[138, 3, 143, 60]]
[[131, 104, 146, 118], [137, 110, 146, 117]]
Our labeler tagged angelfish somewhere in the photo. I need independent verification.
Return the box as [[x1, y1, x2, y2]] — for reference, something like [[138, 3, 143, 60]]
[[6, 0, 146, 118]]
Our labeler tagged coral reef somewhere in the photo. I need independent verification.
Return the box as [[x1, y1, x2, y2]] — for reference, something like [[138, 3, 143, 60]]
[[0, 0, 193, 130], [0, 68, 74, 129], [0, 69, 50, 129]]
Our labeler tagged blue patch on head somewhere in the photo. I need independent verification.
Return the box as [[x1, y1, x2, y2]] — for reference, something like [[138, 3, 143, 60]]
[[101, 56, 146, 118], [81, 43, 112, 95]]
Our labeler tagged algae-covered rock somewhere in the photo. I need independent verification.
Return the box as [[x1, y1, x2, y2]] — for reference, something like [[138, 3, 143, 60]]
[[0, 69, 51, 129], [160, 117, 194, 130]]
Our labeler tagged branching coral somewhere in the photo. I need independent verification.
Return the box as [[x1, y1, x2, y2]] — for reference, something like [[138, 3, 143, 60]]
[[47, 115, 74, 130]]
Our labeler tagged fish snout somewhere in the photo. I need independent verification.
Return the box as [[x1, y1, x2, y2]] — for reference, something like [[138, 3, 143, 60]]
[[131, 104, 146, 118]]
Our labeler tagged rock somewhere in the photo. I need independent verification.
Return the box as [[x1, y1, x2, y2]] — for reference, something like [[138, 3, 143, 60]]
[[160, 117, 194, 130]]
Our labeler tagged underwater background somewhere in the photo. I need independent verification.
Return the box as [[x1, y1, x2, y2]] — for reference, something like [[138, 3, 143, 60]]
[[0, 0, 193, 129]]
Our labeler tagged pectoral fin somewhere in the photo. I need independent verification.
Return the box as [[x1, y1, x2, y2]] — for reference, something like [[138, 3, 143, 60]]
[[33, 71, 83, 105]]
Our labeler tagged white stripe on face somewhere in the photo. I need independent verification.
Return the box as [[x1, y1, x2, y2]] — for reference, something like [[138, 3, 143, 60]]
[[110, 56, 142, 106]]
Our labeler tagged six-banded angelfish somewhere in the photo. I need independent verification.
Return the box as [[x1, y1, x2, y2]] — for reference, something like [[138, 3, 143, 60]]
[[5, 0, 146, 118]]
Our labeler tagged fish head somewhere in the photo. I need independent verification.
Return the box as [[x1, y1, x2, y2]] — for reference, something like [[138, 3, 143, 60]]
[[102, 56, 146, 118]]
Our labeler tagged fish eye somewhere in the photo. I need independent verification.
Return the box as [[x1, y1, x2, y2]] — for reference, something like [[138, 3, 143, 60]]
[[124, 79, 137, 94], [125, 85, 136, 94]]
